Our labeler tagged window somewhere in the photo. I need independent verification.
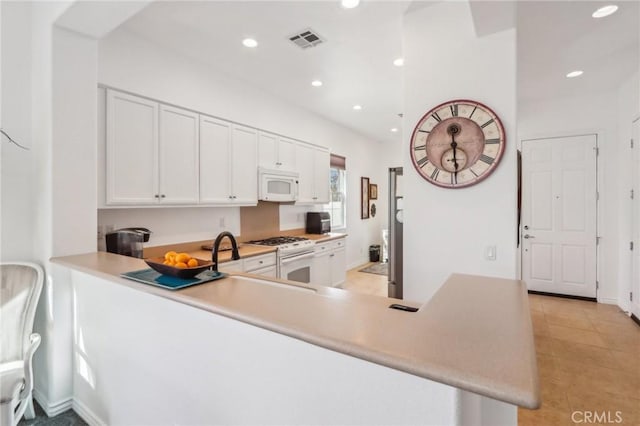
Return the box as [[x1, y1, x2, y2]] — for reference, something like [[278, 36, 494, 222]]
[[324, 155, 346, 229]]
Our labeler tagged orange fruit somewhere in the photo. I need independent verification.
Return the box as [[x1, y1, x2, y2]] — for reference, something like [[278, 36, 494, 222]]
[[187, 258, 198, 268], [175, 253, 191, 264], [164, 251, 177, 261], [175, 262, 188, 269], [163, 260, 171, 265]]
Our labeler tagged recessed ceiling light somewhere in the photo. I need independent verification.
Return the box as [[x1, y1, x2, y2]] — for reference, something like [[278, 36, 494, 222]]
[[592, 5, 618, 18], [390, 128, 398, 133], [242, 38, 258, 48], [341, 0, 360, 9], [393, 58, 404, 67], [311, 80, 323, 87], [353, 105, 362, 110], [566, 70, 584, 78]]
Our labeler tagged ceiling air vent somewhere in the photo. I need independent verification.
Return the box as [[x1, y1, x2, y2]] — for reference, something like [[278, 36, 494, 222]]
[[288, 28, 325, 49]]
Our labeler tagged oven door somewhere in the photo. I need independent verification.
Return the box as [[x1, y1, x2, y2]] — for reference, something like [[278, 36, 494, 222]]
[[279, 251, 314, 284]]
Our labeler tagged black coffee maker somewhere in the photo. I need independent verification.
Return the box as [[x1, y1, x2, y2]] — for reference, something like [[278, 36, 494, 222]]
[[105, 227, 151, 258]]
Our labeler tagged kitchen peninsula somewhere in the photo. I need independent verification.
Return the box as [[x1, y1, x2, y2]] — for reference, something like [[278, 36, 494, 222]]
[[52, 252, 539, 425]]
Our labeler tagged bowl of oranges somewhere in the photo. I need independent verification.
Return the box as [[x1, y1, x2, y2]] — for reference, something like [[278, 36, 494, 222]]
[[145, 251, 214, 279]]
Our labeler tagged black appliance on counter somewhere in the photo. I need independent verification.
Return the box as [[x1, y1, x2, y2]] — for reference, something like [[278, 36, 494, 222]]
[[105, 227, 151, 258], [305, 212, 331, 234]]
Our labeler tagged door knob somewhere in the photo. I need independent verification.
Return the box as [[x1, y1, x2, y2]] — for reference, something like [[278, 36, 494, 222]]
[[523, 234, 535, 239]]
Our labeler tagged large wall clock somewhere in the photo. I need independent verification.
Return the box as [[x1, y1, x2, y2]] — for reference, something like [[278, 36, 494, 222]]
[[409, 99, 506, 188]]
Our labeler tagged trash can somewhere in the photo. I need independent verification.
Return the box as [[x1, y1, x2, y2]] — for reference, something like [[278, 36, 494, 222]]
[[369, 245, 381, 262]]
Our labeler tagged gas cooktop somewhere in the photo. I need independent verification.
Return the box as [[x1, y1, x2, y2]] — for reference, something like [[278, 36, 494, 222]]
[[247, 236, 309, 246]]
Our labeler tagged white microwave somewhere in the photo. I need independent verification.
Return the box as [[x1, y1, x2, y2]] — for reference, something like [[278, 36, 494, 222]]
[[258, 168, 299, 202]]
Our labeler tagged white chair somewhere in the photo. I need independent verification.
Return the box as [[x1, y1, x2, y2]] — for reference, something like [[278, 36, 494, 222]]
[[0, 262, 44, 426]]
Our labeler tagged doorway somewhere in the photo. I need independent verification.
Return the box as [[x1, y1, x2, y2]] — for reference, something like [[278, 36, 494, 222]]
[[521, 134, 598, 298]]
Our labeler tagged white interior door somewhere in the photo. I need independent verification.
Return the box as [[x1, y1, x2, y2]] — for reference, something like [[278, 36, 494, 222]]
[[631, 119, 640, 318], [521, 135, 597, 298]]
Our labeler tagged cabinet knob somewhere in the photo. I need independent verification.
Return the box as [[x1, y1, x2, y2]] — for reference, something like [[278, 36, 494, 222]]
[[161, 194, 166, 198], [154, 194, 159, 198]]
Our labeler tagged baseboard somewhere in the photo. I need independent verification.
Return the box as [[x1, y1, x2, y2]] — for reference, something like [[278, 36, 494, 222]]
[[347, 257, 371, 271], [527, 290, 596, 302], [631, 313, 640, 328], [32, 388, 72, 417], [72, 397, 106, 426], [596, 297, 618, 305]]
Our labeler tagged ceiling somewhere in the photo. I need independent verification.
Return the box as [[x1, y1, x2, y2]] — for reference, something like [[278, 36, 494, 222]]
[[518, 1, 639, 103], [116, 1, 639, 144]]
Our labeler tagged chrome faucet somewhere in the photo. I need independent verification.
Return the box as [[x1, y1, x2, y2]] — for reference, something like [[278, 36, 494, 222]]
[[211, 231, 240, 272]]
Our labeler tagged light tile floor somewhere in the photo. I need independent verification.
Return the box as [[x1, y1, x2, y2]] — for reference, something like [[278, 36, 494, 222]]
[[341, 262, 388, 297], [519, 294, 640, 426], [341, 267, 640, 426]]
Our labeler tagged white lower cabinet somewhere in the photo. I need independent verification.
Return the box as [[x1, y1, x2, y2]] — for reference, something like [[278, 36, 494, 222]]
[[218, 252, 277, 278], [312, 238, 346, 287], [218, 260, 243, 274], [250, 265, 277, 278]]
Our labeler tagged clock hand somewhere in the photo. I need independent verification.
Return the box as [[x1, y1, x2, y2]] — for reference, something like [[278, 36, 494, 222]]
[[450, 129, 459, 183]]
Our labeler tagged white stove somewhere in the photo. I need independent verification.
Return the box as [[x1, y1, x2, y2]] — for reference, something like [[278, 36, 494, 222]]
[[246, 236, 315, 283], [246, 236, 315, 256]]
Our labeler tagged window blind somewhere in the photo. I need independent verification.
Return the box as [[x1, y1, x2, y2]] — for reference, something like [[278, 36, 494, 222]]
[[330, 154, 346, 170]]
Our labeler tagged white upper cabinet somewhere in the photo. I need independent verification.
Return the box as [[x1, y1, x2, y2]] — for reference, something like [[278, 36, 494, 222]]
[[230, 124, 258, 204], [258, 132, 296, 171], [200, 115, 257, 205], [159, 105, 199, 204], [296, 142, 330, 204], [106, 90, 159, 205], [104, 88, 325, 208], [199, 115, 232, 204], [106, 90, 200, 206], [313, 148, 330, 204], [278, 137, 297, 171]]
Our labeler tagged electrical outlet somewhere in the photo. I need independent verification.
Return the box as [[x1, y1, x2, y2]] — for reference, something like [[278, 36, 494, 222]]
[[219, 217, 226, 228], [97, 225, 104, 240]]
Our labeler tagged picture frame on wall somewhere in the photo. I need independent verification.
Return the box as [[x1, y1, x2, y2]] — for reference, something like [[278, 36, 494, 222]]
[[361, 177, 370, 219], [369, 184, 378, 200]]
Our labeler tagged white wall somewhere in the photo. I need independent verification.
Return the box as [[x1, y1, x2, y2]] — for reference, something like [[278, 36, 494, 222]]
[[1, 1, 35, 261], [616, 72, 640, 310], [518, 90, 627, 304], [98, 207, 241, 248], [402, 2, 518, 302], [98, 28, 395, 269]]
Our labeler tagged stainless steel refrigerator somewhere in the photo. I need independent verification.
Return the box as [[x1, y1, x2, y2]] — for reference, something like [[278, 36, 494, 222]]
[[388, 167, 403, 299]]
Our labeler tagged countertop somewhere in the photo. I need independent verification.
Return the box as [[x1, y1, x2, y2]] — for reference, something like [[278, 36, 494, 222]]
[[51, 252, 539, 409], [147, 233, 347, 264]]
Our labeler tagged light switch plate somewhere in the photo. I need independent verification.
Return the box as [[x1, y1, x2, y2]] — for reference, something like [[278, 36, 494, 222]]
[[485, 245, 497, 261]]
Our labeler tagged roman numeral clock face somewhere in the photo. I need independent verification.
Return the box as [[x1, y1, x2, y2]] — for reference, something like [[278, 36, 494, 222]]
[[410, 100, 506, 188]]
